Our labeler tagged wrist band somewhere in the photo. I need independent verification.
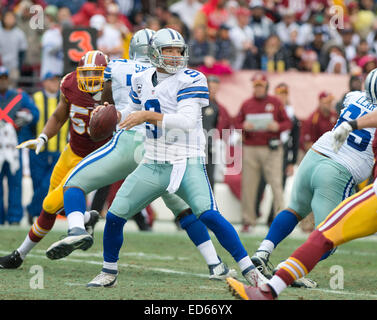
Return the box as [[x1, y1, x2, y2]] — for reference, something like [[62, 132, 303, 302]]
[[348, 120, 358, 131], [39, 133, 48, 143]]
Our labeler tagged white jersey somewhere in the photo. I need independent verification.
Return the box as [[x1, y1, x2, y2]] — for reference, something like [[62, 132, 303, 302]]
[[129, 67, 209, 162], [313, 91, 376, 184], [104, 58, 150, 132]]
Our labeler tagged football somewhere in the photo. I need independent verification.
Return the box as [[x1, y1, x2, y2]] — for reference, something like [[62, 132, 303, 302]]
[[89, 104, 118, 142]]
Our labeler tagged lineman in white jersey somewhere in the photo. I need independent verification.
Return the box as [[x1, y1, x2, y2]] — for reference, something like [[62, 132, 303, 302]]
[[87, 28, 268, 288], [250, 86, 376, 283], [46, 29, 237, 281]]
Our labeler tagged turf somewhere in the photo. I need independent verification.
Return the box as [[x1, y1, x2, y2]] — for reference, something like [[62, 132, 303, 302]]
[[0, 227, 377, 300]]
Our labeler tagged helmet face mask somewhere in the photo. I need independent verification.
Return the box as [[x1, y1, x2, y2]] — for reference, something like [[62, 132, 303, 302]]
[[148, 28, 188, 74], [77, 50, 109, 93], [129, 29, 155, 63]]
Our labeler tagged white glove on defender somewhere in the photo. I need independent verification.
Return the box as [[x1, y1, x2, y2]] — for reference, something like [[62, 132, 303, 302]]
[[16, 133, 48, 155], [332, 122, 353, 153]]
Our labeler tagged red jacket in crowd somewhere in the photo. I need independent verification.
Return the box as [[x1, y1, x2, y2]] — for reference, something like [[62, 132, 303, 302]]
[[234, 94, 292, 146], [300, 107, 338, 151]]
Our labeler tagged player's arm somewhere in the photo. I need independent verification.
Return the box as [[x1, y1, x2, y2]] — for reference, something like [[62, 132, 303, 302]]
[[17, 91, 70, 154], [332, 108, 377, 153], [350, 108, 377, 130], [101, 80, 115, 105]]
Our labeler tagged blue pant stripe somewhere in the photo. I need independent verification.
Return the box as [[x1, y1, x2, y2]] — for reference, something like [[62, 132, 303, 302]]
[[342, 176, 355, 200], [202, 164, 216, 211], [64, 130, 123, 188]]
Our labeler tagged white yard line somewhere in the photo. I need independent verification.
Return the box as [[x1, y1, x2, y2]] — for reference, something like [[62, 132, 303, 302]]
[[1, 250, 377, 299]]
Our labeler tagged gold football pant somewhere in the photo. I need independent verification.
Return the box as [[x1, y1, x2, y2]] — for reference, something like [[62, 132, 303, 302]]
[[317, 183, 377, 246], [42, 144, 83, 214]]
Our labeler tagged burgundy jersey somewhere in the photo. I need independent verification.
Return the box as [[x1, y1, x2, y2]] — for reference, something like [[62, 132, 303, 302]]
[[60, 72, 111, 158]]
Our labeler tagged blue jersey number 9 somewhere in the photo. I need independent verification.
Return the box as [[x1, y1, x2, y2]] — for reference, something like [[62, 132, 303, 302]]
[[145, 99, 161, 139], [334, 104, 371, 151]]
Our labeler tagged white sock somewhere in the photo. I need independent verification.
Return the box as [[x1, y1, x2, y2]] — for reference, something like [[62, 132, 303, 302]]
[[17, 235, 38, 260], [197, 240, 221, 265], [67, 211, 85, 230], [84, 211, 91, 224], [103, 261, 118, 272], [268, 275, 287, 296], [238, 256, 253, 272], [258, 240, 275, 254]]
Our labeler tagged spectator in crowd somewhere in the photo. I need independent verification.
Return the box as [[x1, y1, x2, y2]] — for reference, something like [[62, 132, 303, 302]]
[[300, 91, 338, 153], [257, 82, 301, 226], [337, 26, 359, 63], [0, 66, 39, 225], [229, 6, 258, 70], [0, 10, 28, 84], [40, 5, 64, 80], [89, 13, 124, 60], [71, 0, 105, 27], [351, 39, 371, 70], [275, 8, 300, 47], [248, 0, 274, 48], [202, 75, 233, 190], [335, 74, 363, 115], [352, 0, 375, 39], [325, 45, 348, 74], [116, 0, 142, 18], [212, 24, 235, 71], [359, 54, 377, 77], [234, 72, 292, 232], [224, 0, 240, 29], [26, 72, 67, 225], [166, 14, 190, 41], [16, 0, 44, 84], [260, 34, 292, 71], [43, 0, 85, 15], [188, 24, 215, 68], [169, 0, 203, 31], [57, 6, 73, 29], [153, 4, 174, 28], [145, 15, 161, 31], [274, 83, 300, 186], [194, 0, 229, 40]]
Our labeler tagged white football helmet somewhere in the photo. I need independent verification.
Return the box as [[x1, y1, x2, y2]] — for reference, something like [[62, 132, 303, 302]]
[[148, 28, 188, 74], [129, 28, 155, 63], [365, 68, 377, 104]]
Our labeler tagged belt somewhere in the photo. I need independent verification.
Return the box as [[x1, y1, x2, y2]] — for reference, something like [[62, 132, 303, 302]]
[[311, 148, 329, 159]]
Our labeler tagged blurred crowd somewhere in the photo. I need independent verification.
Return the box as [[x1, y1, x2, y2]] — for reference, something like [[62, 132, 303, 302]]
[[0, 0, 377, 87]]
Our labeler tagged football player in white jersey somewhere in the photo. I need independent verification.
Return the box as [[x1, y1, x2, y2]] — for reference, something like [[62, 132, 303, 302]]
[[86, 28, 268, 288], [250, 72, 377, 286], [226, 68, 377, 301], [45, 29, 238, 281]]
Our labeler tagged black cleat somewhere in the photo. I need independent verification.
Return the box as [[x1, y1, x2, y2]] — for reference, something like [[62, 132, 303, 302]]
[[0, 250, 23, 269], [84, 210, 100, 237]]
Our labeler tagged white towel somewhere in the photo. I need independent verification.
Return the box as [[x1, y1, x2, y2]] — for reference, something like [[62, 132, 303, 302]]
[[0, 122, 20, 175], [166, 159, 187, 194]]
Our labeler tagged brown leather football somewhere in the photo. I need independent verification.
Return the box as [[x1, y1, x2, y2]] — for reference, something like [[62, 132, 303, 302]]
[[89, 104, 117, 142]]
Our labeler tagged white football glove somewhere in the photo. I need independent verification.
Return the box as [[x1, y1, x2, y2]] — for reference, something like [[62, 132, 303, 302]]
[[16, 133, 48, 155], [332, 122, 353, 153]]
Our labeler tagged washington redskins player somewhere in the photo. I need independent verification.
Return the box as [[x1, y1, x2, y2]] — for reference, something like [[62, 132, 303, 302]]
[[0, 50, 111, 269]]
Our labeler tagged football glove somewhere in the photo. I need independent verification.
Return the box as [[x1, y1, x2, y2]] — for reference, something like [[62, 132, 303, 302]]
[[16, 133, 48, 155], [332, 121, 353, 153]]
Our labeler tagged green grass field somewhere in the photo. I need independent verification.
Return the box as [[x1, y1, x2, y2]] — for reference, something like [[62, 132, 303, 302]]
[[1, 226, 377, 300]]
